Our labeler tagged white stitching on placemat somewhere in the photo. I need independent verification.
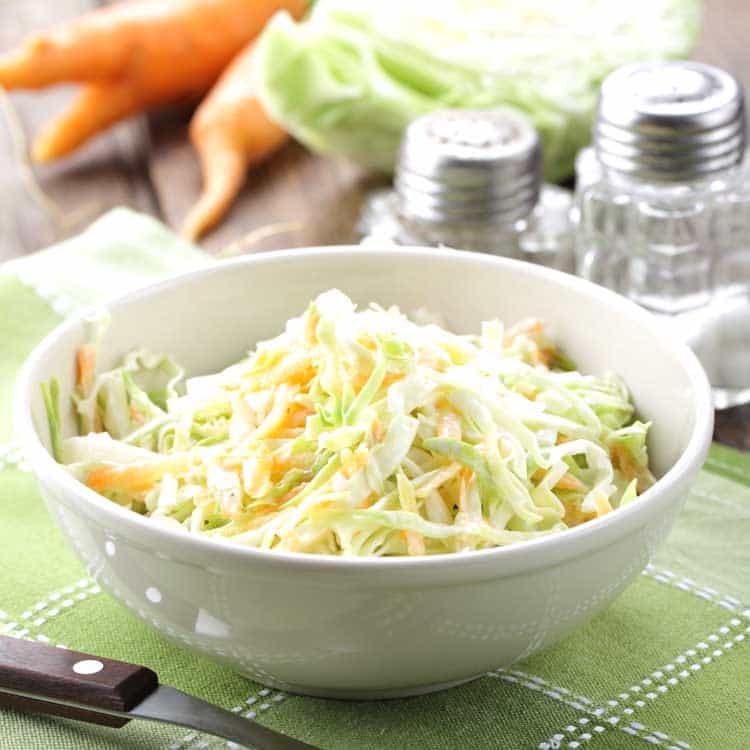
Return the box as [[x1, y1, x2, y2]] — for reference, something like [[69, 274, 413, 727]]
[[539, 615, 748, 749], [488, 669, 596, 713], [642, 564, 748, 615], [1, 622, 68, 650], [10, 265, 77, 317], [0, 441, 32, 473], [487, 669, 688, 749], [20, 579, 101, 628], [164, 688, 289, 750]]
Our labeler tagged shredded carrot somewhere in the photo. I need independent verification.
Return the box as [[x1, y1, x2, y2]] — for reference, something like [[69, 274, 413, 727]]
[[351, 371, 369, 391], [531, 468, 585, 492], [504, 318, 544, 346], [75, 344, 97, 397], [304, 309, 320, 346], [271, 452, 312, 476], [611, 444, 638, 480], [611, 444, 652, 493], [279, 482, 307, 505], [562, 500, 595, 528], [358, 335, 378, 351], [86, 458, 186, 494], [538, 347, 556, 367], [399, 529, 426, 556], [242, 506, 279, 527], [341, 449, 369, 479], [382, 371, 405, 388], [594, 493, 613, 517], [260, 355, 314, 389], [555, 473, 586, 492], [128, 406, 146, 426]]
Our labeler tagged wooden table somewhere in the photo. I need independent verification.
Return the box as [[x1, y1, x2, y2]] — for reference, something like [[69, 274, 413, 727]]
[[1, 0, 748, 451]]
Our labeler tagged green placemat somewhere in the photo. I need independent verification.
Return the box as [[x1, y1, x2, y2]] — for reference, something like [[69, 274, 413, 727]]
[[1, 209, 749, 750]]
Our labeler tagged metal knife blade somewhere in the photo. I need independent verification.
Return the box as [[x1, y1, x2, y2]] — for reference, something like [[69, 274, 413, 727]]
[[131, 684, 318, 750]]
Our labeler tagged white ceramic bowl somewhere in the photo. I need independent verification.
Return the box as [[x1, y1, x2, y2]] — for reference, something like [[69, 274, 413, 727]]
[[16, 247, 713, 699]]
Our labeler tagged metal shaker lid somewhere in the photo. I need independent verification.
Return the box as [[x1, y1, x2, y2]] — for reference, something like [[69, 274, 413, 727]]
[[595, 61, 746, 182], [395, 108, 542, 226]]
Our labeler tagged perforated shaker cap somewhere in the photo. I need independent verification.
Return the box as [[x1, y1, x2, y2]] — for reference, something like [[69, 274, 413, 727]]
[[595, 61, 746, 182], [395, 108, 542, 227]]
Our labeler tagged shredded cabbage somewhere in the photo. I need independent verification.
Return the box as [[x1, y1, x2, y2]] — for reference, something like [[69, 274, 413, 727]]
[[50, 290, 655, 556]]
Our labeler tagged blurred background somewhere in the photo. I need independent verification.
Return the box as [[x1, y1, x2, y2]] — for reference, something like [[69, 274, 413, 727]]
[[2, 0, 745, 256]]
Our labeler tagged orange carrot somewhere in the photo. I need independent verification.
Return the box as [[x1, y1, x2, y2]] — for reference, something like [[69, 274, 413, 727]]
[[75, 344, 97, 397], [85, 457, 186, 494], [180, 34, 300, 240], [593, 493, 613, 517], [400, 529, 426, 556], [530, 468, 585, 492], [554, 473, 586, 492], [0, 0, 303, 161]]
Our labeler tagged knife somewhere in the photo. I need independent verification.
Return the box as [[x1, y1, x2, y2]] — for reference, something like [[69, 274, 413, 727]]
[[0, 635, 319, 750]]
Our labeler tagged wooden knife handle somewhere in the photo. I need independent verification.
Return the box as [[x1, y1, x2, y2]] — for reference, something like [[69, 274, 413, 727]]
[[0, 635, 158, 727]]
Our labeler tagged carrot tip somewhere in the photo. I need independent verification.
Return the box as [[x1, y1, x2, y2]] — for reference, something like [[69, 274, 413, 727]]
[[181, 202, 213, 242], [31, 137, 55, 163]]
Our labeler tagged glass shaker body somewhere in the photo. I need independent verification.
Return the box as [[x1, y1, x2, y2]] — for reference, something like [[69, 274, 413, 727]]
[[360, 183, 575, 272], [575, 152, 750, 408], [575, 60, 750, 407], [576, 148, 750, 316]]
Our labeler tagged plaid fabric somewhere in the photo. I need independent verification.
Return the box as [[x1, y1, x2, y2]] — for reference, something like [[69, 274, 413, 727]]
[[1, 210, 748, 750]]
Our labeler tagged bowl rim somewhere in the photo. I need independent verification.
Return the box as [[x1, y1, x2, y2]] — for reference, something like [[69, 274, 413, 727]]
[[14, 245, 714, 574]]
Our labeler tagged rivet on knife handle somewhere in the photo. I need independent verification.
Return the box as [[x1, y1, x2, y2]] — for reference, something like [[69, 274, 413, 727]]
[[0, 635, 157, 723]]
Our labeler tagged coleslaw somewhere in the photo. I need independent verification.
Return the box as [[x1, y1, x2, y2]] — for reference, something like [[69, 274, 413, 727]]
[[45, 290, 654, 556]]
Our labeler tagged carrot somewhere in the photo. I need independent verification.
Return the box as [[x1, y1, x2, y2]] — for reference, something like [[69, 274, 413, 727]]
[[593, 493, 613, 517], [0, 0, 303, 162], [399, 529, 426, 556], [561, 499, 595, 528], [530, 467, 585, 492], [554, 473, 586, 492], [75, 344, 97, 398], [181, 36, 296, 241], [86, 457, 187, 494]]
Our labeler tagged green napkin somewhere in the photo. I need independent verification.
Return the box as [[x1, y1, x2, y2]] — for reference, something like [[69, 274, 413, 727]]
[[1, 209, 749, 750]]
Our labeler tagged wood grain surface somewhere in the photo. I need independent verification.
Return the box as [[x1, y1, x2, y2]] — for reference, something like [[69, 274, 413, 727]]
[[0, 635, 157, 721], [0, 0, 747, 450]]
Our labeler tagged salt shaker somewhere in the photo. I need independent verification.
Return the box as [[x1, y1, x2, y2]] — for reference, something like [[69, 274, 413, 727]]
[[359, 108, 575, 271], [575, 61, 750, 407]]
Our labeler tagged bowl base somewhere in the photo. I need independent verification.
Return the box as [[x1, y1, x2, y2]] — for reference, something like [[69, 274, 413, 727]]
[[241, 673, 484, 701]]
